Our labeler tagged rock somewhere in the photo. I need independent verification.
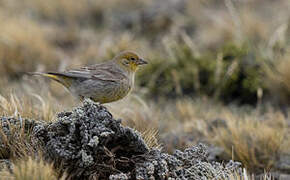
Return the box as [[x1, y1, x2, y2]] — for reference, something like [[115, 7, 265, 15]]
[[279, 174, 290, 180], [33, 99, 149, 179], [125, 143, 241, 179], [275, 153, 290, 172], [109, 173, 130, 180]]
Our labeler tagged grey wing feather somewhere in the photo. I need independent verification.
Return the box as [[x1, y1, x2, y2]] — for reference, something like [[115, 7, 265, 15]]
[[47, 71, 91, 79], [53, 63, 126, 82]]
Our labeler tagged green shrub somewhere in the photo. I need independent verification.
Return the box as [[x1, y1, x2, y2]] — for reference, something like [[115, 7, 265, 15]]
[[138, 42, 264, 104]]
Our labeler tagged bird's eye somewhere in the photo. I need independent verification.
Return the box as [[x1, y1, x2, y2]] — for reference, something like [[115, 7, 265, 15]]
[[130, 57, 136, 61]]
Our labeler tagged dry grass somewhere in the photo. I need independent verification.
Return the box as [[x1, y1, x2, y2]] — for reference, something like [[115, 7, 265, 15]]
[[108, 94, 159, 131], [0, 14, 59, 79], [140, 128, 160, 149], [264, 52, 290, 104], [0, 119, 34, 160], [0, 93, 52, 160], [229, 168, 273, 180], [108, 95, 161, 149], [146, 98, 289, 173], [0, 94, 57, 122], [210, 110, 286, 172], [0, 157, 65, 180]]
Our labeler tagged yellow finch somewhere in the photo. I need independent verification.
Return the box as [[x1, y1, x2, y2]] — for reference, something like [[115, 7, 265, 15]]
[[31, 51, 147, 103]]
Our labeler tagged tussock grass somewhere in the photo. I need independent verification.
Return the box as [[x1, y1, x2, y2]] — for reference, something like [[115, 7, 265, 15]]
[[229, 168, 273, 180], [108, 95, 161, 149], [0, 94, 57, 122], [0, 94, 51, 160], [0, 157, 65, 180], [0, 15, 59, 79], [109, 95, 160, 132], [141, 128, 160, 149], [210, 111, 286, 172], [0, 119, 34, 160], [264, 52, 290, 104], [155, 99, 289, 173]]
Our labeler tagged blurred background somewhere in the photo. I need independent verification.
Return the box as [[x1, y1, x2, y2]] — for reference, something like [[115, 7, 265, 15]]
[[0, 0, 290, 178]]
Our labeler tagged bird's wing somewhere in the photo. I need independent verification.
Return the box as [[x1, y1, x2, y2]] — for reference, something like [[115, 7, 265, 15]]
[[53, 63, 126, 82]]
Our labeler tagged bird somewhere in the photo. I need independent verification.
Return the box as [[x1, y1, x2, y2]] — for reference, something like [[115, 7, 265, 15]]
[[30, 51, 147, 104]]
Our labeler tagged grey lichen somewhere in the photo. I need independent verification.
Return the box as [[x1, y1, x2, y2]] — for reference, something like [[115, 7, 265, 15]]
[[33, 99, 149, 179], [133, 144, 241, 180], [79, 150, 94, 167], [88, 136, 99, 147], [109, 173, 130, 180]]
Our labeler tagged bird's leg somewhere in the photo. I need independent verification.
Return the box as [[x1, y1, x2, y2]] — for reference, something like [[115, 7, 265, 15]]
[[89, 97, 102, 106], [79, 96, 84, 102]]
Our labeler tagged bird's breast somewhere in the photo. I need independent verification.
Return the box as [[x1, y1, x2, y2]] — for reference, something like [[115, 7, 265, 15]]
[[88, 72, 134, 103], [116, 79, 132, 97]]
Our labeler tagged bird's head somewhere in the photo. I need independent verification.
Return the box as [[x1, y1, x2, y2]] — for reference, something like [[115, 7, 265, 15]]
[[113, 51, 147, 72]]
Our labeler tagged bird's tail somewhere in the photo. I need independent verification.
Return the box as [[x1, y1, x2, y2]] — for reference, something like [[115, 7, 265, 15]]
[[28, 72, 72, 88], [28, 72, 61, 82]]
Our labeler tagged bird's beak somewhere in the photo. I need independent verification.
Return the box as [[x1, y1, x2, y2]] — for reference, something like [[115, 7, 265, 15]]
[[137, 58, 148, 65]]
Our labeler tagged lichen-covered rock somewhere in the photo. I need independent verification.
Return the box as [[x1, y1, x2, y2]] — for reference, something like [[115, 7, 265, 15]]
[[132, 144, 241, 180], [275, 153, 290, 172], [109, 173, 130, 180], [33, 99, 149, 179]]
